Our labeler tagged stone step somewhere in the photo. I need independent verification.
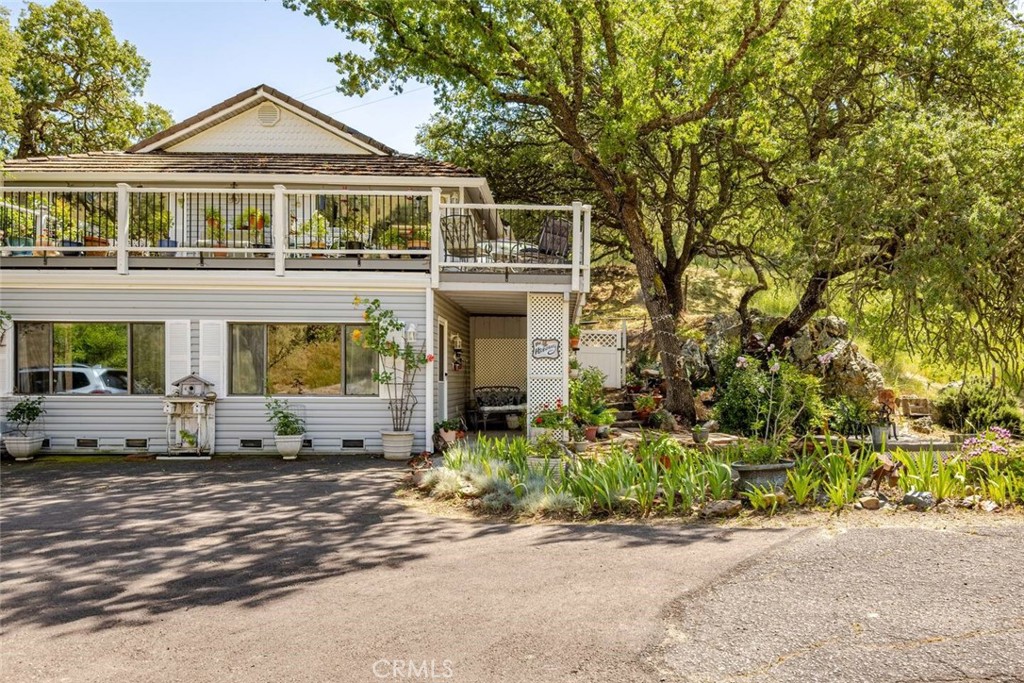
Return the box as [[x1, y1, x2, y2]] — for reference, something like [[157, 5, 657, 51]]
[[613, 419, 643, 429]]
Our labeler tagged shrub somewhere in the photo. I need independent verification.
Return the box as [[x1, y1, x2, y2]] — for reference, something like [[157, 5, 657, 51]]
[[714, 356, 824, 439], [934, 378, 1023, 435], [826, 395, 875, 437], [515, 491, 577, 517]]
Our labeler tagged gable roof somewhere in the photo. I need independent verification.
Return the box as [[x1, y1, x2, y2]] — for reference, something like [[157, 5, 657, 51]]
[[1, 151, 476, 178], [127, 84, 397, 156]]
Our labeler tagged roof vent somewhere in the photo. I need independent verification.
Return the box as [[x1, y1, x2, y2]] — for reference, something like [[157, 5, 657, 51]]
[[256, 102, 281, 127]]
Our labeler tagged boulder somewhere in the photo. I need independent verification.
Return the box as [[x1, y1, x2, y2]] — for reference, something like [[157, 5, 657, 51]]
[[702, 500, 742, 518], [681, 339, 710, 384], [858, 495, 882, 510], [789, 316, 885, 402], [902, 491, 935, 510]]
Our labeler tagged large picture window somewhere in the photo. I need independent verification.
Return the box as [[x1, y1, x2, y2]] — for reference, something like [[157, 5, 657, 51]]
[[229, 323, 376, 396], [15, 322, 165, 395]]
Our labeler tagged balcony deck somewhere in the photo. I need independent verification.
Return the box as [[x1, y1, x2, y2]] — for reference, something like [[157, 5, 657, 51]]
[[0, 188, 591, 291]]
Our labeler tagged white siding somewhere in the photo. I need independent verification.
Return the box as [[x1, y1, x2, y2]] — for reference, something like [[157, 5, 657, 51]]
[[434, 293, 471, 423], [1, 287, 428, 454], [167, 105, 374, 155]]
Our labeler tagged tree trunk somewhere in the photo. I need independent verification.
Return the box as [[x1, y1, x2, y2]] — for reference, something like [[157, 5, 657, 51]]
[[619, 192, 697, 425], [767, 273, 829, 350]]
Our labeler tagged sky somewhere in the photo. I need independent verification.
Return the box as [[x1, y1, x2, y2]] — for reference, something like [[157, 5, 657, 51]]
[[1, 0, 437, 153]]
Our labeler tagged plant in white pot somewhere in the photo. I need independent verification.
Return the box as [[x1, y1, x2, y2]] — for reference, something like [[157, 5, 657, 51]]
[[3, 396, 46, 461], [265, 398, 305, 460], [354, 297, 434, 461]]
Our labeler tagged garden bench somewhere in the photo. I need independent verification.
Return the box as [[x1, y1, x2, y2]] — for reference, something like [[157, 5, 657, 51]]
[[472, 386, 527, 430]]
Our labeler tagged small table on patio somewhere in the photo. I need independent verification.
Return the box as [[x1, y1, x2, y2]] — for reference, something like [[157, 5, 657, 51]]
[[477, 239, 537, 264]]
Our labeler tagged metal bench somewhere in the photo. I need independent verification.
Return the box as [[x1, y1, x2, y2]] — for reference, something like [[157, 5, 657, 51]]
[[472, 386, 527, 430]]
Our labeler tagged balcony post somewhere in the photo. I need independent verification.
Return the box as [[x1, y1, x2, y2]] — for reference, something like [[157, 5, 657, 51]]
[[273, 184, 286, 276], [430, 187, 442, 288], [582, 205, 592, 292], [116, 183, 129, 275], [571, 201, 582, 292]]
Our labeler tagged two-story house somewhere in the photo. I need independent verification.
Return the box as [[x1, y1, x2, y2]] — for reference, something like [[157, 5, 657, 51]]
[[0, 85, 591, 457]]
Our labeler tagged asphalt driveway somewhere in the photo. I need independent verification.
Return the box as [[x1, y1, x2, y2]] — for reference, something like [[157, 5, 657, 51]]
[[1, 457, 1021, 683]]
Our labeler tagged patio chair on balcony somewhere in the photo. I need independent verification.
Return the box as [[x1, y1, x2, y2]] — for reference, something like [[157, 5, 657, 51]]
[[518, 216, 571, 263], [440, 213, 481, 262]]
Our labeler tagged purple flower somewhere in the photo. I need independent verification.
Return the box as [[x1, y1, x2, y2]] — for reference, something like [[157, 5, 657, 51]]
[[735, 356, 749, 369], [769, 362, 780, 375]]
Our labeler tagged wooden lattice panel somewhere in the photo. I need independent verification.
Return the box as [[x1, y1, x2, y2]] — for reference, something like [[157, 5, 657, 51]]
[[579, 329, 621, 348], [473, 338, 527, 388], [526, 294, 568, 437]]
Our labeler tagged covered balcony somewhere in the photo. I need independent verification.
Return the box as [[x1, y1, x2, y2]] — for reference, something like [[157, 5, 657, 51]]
[[0, 186, 591, 291]]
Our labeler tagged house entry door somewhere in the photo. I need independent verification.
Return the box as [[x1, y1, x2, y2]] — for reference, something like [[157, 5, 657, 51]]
[[437, 318, 449, 421]]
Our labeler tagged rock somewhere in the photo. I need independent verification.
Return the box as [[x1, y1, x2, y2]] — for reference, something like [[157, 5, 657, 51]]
[[902, 491, 935, 510], [763, 492, 789, 507], [859, 477, 873, 489], [858, 495, 882, 510], [854, 502, 863, 510], [788, 317, 885, 402], [702, 419, 720, 433], [960, 495, 981, 508], [910, 417, 934, 434], [981, 500, 1000, 513], [681, 339, 710, 384], [702, 500, 742, 518]]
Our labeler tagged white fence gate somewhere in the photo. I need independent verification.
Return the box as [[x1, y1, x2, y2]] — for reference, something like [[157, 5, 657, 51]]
[[576, 327, 625, 388]]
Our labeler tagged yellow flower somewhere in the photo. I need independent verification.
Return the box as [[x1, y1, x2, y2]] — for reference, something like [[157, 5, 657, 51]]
[[351, 329, 363, 342], [363, 310, 370, 321]]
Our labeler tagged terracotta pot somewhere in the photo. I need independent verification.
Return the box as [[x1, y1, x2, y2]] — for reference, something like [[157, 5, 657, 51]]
[[309, 241, 327, 258], [569, 337, 581, 349], [206, 218, 221, 230], [84, 235, 109, 256], [584, 425, 599, 442], [248, 215, 265, 230]]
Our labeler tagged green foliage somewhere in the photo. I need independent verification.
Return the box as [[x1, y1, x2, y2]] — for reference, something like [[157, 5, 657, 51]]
[[569, 367, 615, 426], [744, 484, 783, 516], [820, 443, 877, 513], [264, 398, 305, 436], [726, 441, 789, 466], [895, 450, 967, 503], [933, 379, 1023, 435], [715, 356, 824, 439], [0, 8, 21, 156], [7, 0, 172, 157], [353, 297, 430, 431], [633, 394, 657, 413], [5, 396, 44, 436], [826, 395, 875, 438], [786, 459, 822, 506]]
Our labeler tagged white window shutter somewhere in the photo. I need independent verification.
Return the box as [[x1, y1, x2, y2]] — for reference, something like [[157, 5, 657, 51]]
[[0, 332, 13, 396], [199, 320, 227, 395], [164, 320, 192, 394]]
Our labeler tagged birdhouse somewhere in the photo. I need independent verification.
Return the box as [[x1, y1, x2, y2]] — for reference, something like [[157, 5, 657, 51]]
[[162, 374, 218, 459], [171, 373, 216, 398]]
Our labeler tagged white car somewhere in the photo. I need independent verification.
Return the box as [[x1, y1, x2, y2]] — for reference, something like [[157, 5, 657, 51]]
[[18, 365, 130, 395]]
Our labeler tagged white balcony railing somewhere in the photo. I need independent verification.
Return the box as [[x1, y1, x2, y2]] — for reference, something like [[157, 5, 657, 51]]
[[0, 185, 591, 290]]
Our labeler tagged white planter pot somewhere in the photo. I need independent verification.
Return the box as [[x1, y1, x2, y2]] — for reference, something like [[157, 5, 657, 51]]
[[274, 434, 304, 460], [4, 434, 44, 461], [381, 431, 415, 461]]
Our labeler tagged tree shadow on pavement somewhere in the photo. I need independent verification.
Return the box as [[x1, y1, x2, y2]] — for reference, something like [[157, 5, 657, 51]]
[[0, 458, 490, 633]]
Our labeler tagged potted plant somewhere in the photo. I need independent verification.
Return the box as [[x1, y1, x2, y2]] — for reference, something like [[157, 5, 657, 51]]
[[3, 396, 46, 461], [691, 423, 710, 445], [353, 297, 434, 460], [265, 398, 305, 460], [434, 418, 462, 445], [207, 222, 228, 258], [569, 357, 581, 379], [569, 323, 581, 350], [1, 203, 38, 256], [341, 221, 368, 251], [730, 441, 795, 493], [205, 207, 223, 230], [633, 394, 657, 421], [303, 211, 331, 257], [53, 222, 85, 256], [376, 230, 407, 257], [568, 424, 589, 453], [240, 207, 265, 230], [406, 227, 430, 255], [531, 400, 571, 441]]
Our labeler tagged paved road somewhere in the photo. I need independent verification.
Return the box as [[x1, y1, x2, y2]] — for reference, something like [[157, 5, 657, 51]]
[[1, 458, 1021, 683]]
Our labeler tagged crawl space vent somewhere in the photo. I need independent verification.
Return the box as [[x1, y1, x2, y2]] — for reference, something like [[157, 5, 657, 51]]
[[341, 438, 365, 450], [124, 438, 149, 450], [76, 438, 99, 449], [239, 438, 264, 449], [256, 103, 281, 127]]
